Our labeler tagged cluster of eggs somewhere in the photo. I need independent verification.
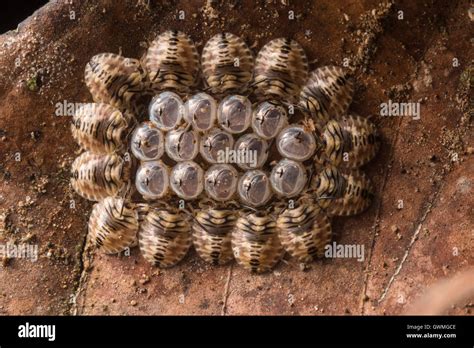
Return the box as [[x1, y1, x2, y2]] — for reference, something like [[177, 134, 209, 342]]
[[131, 91, 313, 206], [70, 31, 380, 273]]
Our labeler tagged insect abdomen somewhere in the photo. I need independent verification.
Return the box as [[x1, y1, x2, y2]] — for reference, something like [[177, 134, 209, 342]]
[[85, 53, 146, 110], [201, 32, 254, 95], [321, 115, 380, 168], [88, 197, 139, 254], [313, 166, 374, 216], [71, 103, 133, 154], [143, 30, 199, 94], [339, 114, 380, 168], [253, 38, 308, 103], [139, 207, 192, 268], [277, 203, 332, 263], [336, 170, 374, 216], [192, 208, 236, 265], [71, 151, 131, 201], [232, 213, 283, 273], [299, 66, 354, 126]]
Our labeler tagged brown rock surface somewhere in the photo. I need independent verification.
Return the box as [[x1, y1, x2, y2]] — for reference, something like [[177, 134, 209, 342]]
[[0, 0, 471, 315]]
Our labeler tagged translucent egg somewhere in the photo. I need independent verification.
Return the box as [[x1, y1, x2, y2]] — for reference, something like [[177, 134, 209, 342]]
[[251, 101, 288, 139], [165, 128, 199, 162], [276, 125, 316, 161], [135, 161, 169, 199], [200, 128, 235, 164], [149, 91, 184, 131], [130, 122, 164, 161], [238, 170, 272, 207], [204, 164, 239, 201], [234, 134, 269, 170], [270, 159, 307, 197], [217, 95, 252, 134], [170, 161, 204, 200], [184, 93, 217, 131]]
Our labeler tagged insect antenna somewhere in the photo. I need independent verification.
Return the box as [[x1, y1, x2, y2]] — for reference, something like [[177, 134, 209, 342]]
[[180, 202, 210, 233], [240, 204, 259, 214]]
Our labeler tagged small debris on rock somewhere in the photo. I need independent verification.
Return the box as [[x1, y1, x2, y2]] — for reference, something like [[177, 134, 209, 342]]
[[139, 275, 150, 285], [287, 293, 295, 306], [299, 262, 310, 271], [30, 130, 41, 141]]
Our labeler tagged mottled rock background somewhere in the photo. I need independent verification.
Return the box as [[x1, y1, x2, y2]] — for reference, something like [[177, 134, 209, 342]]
[[0, 0, 472, 315]]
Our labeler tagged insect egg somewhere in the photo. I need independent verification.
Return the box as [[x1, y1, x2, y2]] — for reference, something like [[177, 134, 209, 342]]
[[135, 161, 170, 200], [217, 95, 252, 134], [234, 133, 269, 170], [130, 121, 164, 161], [204, 164, 239, 202], [184, 93, 217, 131], [238, 170, 272, 207], [165, 128, 199, 162], [270, 159, 307, 197], [200, 128, 234, 164], [251, 101, 288, 140], [170, 161, 204, 200], [276, 125, 317, 161], [149, 91, 184, 131]]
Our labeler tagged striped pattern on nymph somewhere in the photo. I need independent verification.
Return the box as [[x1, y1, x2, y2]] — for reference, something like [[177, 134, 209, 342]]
[[277, 201, 332, 263], [85, 53, 146, 110], [232, 212, 284, 273], [201, 32, 254, 95], [253, 38, 308, 103], [143, 30, 199, 95], [88, 197, 139, 254], [311, 165, 346, 211], [320, 115, 380, 168], [337, 114, 380, 168], [312, 165, 374, 216], [138, 206, 192, 268], [331, 169, 374, 216], [299, 66, 354, 126], [192, 208, 237, 265], [71, 103, 135, 154], [71, 151, 131, 201]]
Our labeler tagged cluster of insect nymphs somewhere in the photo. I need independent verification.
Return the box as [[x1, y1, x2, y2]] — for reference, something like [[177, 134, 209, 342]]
[[71, 30, 380, 273]]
